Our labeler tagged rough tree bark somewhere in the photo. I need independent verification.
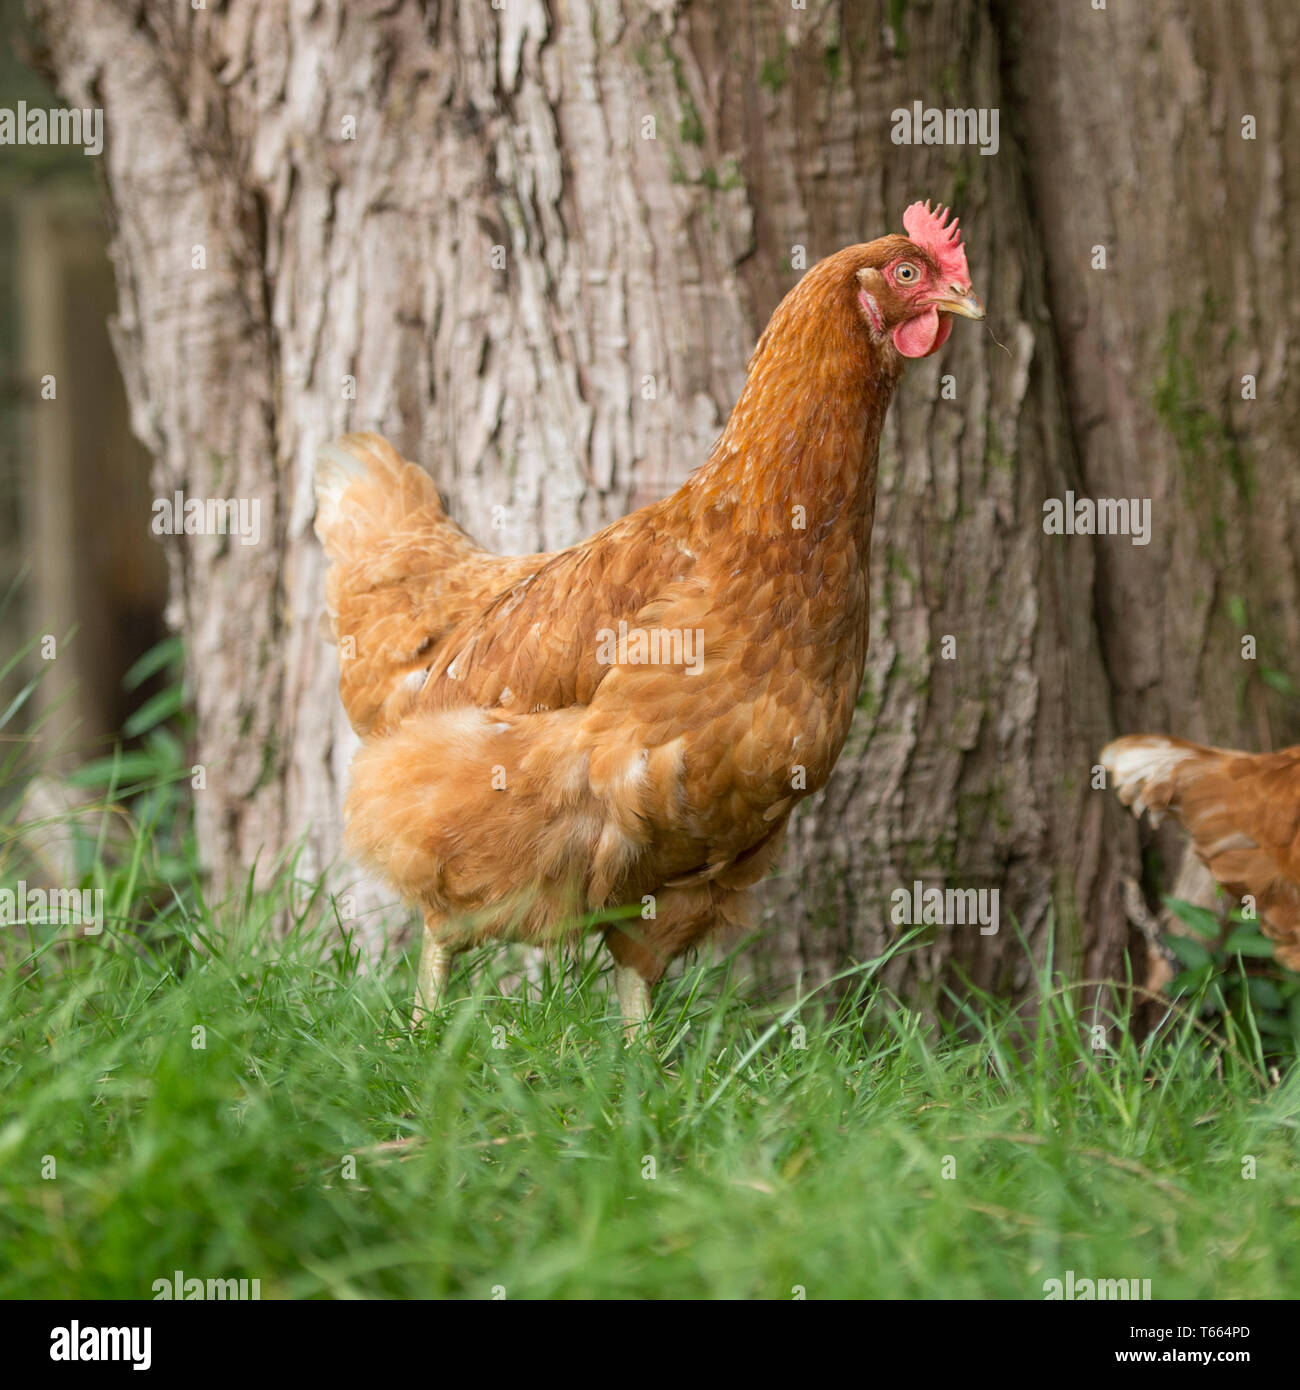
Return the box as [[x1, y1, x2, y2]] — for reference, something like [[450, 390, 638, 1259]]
[[1001, 0, 1300, 910], [28, 0, 1293, 1006]]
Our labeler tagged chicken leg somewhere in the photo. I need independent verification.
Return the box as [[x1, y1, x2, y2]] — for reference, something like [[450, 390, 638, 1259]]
[[614, 963, 652, 1042], [414, 919, 454, 1024]]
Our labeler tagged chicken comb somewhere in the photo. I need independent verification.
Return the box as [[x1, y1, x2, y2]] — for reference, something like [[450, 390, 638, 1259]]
[[902, 201, 971, 288]]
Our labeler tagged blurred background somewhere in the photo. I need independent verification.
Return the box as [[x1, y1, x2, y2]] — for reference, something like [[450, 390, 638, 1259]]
[[0, 2, 164, 747], [2, 0, 1298, 1024]]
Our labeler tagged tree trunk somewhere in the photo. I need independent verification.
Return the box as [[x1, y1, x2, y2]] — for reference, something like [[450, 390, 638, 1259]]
[[999, 0, 1300, 912], [31, 0, 1289, 1005]]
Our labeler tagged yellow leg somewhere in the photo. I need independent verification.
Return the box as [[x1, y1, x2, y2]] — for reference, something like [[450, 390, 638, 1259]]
[[415, 926, 453, 1025], [614, 963, 652, 1043]]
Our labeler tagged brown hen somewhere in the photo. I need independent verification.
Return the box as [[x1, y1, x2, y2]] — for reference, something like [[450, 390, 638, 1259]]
[[314, 203, 984, 1033], [1101, 735, 1300, 971]]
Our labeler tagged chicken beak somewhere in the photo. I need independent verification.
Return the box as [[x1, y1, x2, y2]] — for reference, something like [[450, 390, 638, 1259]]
[[933, 286, 985, 320]]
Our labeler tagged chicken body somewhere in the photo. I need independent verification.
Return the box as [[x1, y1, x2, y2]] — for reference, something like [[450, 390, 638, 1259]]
[[315, 212, 983, 1032], [1101, 735, 1300, 970]]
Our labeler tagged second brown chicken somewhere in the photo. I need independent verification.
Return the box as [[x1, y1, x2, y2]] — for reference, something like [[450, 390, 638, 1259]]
[[1102, 734, 1300, 971]]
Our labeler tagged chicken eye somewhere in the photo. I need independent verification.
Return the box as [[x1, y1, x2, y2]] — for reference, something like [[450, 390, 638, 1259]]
[[894, 262, 919, 283]]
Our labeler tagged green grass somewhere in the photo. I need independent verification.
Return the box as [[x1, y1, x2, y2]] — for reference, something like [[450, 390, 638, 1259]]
[[1, 635, 1299, 1299], [3, 867, 1299, 1299]]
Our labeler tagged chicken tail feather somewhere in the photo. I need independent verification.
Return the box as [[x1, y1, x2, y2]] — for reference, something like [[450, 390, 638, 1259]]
[[313, 432, 450, 565], [1099, 734, 1211, 824], [312, 433, 547, 736], [312, 433, 484, 734]]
